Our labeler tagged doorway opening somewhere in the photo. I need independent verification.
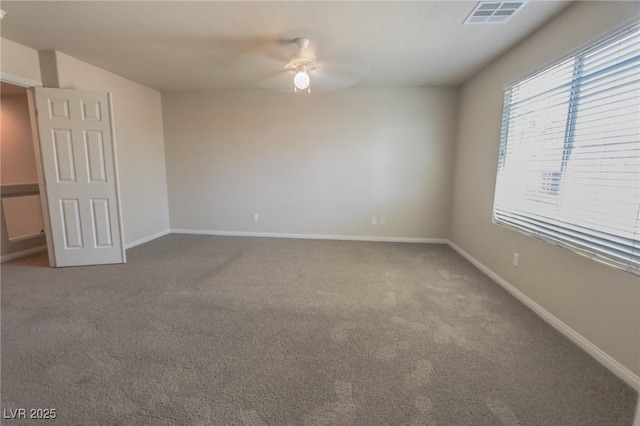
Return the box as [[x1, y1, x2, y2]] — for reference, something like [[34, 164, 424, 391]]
[[0, 81, 48, 263]]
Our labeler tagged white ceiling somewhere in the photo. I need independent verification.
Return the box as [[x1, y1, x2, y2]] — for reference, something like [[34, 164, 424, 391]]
[[0, 1, 573, 92]]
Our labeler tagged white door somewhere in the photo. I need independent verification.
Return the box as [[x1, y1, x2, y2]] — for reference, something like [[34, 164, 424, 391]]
[[32, 87, 126, 267]]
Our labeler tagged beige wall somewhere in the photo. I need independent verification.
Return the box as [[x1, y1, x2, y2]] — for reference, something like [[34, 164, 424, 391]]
[[1, 93, 38, 184], [0, 37, 41, 84], [451, 1, 640, 377], [0, 40, 170, 248], [53, 52, 170, 246], [163, 88, 458, 239]]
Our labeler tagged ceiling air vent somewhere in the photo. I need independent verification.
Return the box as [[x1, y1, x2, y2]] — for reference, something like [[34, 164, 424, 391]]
[[464, 1, 526, 24]]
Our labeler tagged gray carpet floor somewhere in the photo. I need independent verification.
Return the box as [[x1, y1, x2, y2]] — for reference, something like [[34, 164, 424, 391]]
[[1, 234, 637, 425]]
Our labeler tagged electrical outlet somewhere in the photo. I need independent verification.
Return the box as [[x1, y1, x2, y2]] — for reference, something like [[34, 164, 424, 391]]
[[512, 252, 519, 267], [371, 216, 377, 225], [253, 213, 259, 222], [379, 216, 385, 225]]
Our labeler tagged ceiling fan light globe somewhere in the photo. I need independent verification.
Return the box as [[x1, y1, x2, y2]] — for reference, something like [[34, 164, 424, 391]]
[[294, 71, 310, 90]]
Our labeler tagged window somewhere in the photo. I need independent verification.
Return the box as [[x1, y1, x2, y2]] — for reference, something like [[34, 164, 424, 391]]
[[493, 21, 640, 274]]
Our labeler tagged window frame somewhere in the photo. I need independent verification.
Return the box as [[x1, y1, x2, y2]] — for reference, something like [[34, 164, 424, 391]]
[[491, 20, 640, 276]]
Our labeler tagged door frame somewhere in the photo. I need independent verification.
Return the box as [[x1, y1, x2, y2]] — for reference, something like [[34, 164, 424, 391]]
[[1, 72, 55, 265], [1, 73, 127, 266]]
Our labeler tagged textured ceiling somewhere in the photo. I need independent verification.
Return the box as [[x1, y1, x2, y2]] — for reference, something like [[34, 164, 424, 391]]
[[0, 1, 573, 92]]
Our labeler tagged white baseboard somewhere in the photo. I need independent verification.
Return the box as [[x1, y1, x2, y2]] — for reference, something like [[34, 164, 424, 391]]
[[1, 245, 47, 263], [118, 228, 640, 390], [125, 229, 171, 249], [446, 240, 640, 391], [170, 228, 447, 244]]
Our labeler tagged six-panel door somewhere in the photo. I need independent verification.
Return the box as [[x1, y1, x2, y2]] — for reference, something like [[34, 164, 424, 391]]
[[34, 87, 125, 267]]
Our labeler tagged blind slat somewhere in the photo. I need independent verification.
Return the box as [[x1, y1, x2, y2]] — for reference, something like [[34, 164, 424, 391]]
[[493, 21, 640, 274]]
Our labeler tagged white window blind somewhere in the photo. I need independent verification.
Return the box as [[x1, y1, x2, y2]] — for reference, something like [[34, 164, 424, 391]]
[[493, 21, 640, 274]]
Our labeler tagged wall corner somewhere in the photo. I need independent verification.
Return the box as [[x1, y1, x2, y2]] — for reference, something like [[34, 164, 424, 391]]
[[37, 50, 59, 88]]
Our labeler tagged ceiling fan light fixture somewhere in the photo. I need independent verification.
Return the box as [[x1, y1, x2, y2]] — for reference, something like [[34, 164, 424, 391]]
[[294, 67, 310, 90]]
